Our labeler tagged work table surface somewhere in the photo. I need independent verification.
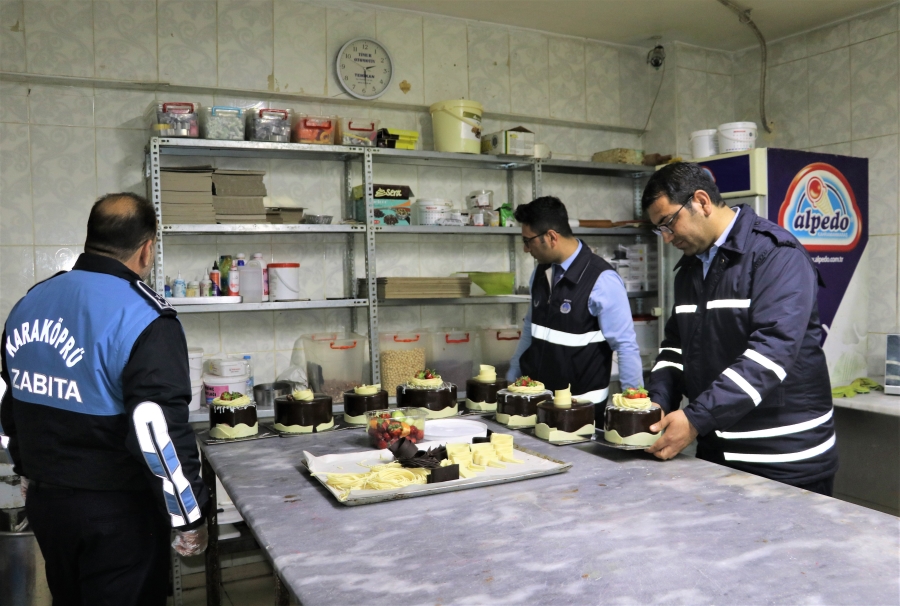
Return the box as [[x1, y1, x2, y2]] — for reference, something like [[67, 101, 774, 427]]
[[202, 419, 900, 605]]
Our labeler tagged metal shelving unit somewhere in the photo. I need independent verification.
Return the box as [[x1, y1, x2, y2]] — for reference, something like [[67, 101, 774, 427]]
[[146, 138, 657, 383]]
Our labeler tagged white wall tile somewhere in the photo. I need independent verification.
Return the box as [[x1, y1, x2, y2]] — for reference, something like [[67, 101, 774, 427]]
[[867, 332, 888, 376], [467, 23, 509, 113], [0, 245, 34, 322], [733, 47, 760, 75], [94, 89, 156, 129], [548, 37, 585, 122], [30, 125, 96, 245], [421, 304, 464, 331], [0, 82, 28, 123], [852, 135, 899, 236], [376, 11, 424, 105], [851, 33, 899, 140], [867, 235, 899, 329], [423, 16, 468, 105], [93, 0, 158, 81], [732, 68, 760, 124], [806, 22, 849, 56], [767, 35, 807, 66], [218, 0, 274, 92], [676, 67, 707, 158], [158, 0, 218, 87], [759, 59, 809, 150], [848, 4, 899, 45], [808, 141, 852, 155], [618, 47, 651, 130], [808, 47, 851, 148], [28, 84, 94, 127], [273, 0, 326, 95], [0, 123, 32, 245], [179, 313, 222, 355], [585, 42, 619, 126], [416, 166, 463, 207], [24, 0, 93, 77], [220, 310, 274, 352], [509, 30, 548, 117], [33, 245, 80, 282], [325, 4, 376, 98], [706, 50, 732, 75], [706, 72, 734, 134], [675, 43, 705, 70], [0, 0, 25, 72], [95, 128, 149, 196]]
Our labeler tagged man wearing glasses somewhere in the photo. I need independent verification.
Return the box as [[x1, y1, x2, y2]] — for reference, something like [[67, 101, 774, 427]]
[[642, 162, 838, 496], [508, 196, 644, 424]]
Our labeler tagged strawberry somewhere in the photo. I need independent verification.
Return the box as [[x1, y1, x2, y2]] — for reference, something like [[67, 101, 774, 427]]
[[514, 376, 535, 387], [624, 387, 648, 399], [376, 439, 388, 449], [416, 369, 439, 380]]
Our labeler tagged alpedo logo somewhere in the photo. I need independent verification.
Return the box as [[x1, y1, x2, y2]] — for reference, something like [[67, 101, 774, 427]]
[[778, 162, 863, 251]]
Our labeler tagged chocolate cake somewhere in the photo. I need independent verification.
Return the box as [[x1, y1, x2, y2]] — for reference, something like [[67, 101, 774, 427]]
[[342, 388, 389, 425], [603, 388, 662, 446], [209, 392, 258, 439], [395, 383, 458, 415], [537, 400, 595, 433], [494, 390, 551, 428], [465, 365, 508, 412], [274, 392, 334, 433]]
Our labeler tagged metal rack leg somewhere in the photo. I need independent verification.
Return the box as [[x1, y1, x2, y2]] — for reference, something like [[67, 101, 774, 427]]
[[202, 456, 221, 606], [274, 574, 290, 605], [170, 540, 184, 606]]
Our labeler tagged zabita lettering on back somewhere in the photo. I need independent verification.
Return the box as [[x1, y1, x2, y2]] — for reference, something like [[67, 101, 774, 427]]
[[5, 317, 85, 367]]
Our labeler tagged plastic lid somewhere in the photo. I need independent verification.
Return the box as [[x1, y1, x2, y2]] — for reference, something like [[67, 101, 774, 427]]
[[252, 253, 263, 258], [268, 262, 300, 268], [690, 129, 717, 138], [236, 253, 246, 259], [429, 99, 483, 112]]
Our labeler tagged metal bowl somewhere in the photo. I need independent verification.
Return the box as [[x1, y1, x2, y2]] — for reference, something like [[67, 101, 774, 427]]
[[253, 381, 293, 408], [302, 214, 333, 224]]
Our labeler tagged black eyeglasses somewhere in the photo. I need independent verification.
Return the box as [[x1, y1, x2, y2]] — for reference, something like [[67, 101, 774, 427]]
[[522, 231, 548, 247], [652, 196, 693, 236]]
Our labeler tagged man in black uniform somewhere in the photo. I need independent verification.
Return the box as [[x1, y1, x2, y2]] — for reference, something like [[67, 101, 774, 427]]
[[642, 163, 838, 496], [1, 193, 210, 604]]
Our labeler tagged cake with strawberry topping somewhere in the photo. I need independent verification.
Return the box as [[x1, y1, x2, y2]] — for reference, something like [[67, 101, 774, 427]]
[[464, 364, 508, 412], [603, 387, 662, 446], [273, 387, 334, 433], [395, 369, 458, 418], [342, 383, 389, 425], [536, 385, 595, 442], [209, 391, 258, 439], [495, 377, 551, 428]]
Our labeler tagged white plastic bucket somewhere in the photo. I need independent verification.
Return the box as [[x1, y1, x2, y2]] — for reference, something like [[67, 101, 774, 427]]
[[187, 347, 204, 382], [190, 380, 204, 411], [268, 262, 300, 301], [430, 99, 483, 154], [717, 121, 757, 153], [203, 373, 249, 405], [690, 129, 718, 159], [415, 199, 452, 225], [209, 357, 246, 377]]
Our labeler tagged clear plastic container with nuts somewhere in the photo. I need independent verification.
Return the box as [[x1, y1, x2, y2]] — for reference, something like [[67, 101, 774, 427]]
[[378, 331, 426, 396]]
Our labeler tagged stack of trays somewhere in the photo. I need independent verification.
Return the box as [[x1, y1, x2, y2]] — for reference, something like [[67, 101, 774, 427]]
[[160, 167, 216, 224], [357, 277, 471, 300], [212, 169, 267, 224], [376, 128, 418, 150]]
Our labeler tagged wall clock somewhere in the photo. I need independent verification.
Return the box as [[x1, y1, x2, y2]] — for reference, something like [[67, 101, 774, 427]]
[[336, 38, 394, 100]]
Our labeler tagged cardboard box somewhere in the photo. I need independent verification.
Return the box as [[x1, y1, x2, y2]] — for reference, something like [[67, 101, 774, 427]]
[[481, 127, 535, 156], [592, 148, 644, 165], [354, 198, 412, 225], [351, 184, 414, 201]]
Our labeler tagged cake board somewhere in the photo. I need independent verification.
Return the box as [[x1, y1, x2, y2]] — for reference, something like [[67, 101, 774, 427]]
[[196, 425, 279, 445]]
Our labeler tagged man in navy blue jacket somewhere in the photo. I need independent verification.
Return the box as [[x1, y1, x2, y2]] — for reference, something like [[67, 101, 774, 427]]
[[642, 163, 838, 496]]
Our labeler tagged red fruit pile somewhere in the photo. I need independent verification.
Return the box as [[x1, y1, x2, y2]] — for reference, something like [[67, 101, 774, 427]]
[[415, 369, 438, 380], [623, 387, 649, 399], [367, 412, 425, 449], [514, 376, 536, 387]]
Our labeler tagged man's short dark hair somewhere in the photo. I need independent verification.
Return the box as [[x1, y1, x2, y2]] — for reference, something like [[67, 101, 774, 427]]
[[513, 196, 574, 238], [85, 193, 157, 262], [641, 162, 725, 212]]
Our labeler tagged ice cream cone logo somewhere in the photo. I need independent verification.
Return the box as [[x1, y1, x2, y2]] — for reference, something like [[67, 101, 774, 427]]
[[806, 175, 834, 216]]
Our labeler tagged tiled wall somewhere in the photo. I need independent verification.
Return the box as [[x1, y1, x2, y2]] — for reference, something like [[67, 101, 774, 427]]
[[0, 0, 651, 383], [731, 3, 900, 376]]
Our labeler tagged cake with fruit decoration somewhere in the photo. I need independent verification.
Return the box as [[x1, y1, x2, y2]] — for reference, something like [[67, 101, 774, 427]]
[[495, 377, 551, 428], [209, 391, 258, 439], [273, 387, 333, 433], [535, 385, 595, 441], [603, 388, 662, 446], [342, 383, 389, 425], [464, 364, 508, 412], [396, 369, 458, 418]]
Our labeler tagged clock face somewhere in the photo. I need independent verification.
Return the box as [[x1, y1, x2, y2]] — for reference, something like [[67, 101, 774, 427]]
[[337, 38, 394, 100]]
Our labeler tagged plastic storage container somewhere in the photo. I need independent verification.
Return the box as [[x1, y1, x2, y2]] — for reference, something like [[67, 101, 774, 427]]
[[341, 117, 379, 146], [379, 331, 427, 395], [430, 99, 483, 154], [292, 115, 337, 145], [428, 329, 477, 389], [717, 121, 757, 153], [300, 332, 367, 403], [690, 129, 718, 159], [187, 347, 204, 382], [147, 102, 200, 138], [201, 106, 246, 140], [268, 262, 300, 301], [203, 373, 249, 405], [413, 199, 453, 225], [480, 326, 521, 380], [246, 108, 293, 142]]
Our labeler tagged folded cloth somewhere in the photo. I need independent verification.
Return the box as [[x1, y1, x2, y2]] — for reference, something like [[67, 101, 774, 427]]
[[831, 377, 883, 398]]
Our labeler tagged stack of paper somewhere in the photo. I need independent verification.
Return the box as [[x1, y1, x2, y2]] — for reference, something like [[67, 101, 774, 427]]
[[212, 169, 267, 224], [357, 277, 471, 300], [160, 167, 216, 224]]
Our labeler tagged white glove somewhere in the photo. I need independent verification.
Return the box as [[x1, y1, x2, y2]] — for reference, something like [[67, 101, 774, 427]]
[[171, 524, 208, 557], [19, 476, 28, 502]]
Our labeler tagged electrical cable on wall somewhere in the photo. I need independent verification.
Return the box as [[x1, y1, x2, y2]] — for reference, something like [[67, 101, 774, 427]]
[[717, 0, 773, 133], [642, 44, 667, 134]]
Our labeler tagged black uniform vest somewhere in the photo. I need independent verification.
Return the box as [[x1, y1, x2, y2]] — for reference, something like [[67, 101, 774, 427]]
[[520, 242, 614, 403]]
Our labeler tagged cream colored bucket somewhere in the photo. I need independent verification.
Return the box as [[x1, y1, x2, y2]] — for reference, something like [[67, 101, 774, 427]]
[[430, 99, 483, 154]]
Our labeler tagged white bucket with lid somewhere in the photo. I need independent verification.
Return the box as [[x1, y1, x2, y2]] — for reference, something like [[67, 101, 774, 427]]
[[190, 379, 204, 411], [690, 129, 718, 159], [717, 121, 757, 153], [268, 262, 300, 301], [414, 199, 452, 225], [203, 373, 249, 406], [187, 347, 204, 382], [430, 99, 483, 154]]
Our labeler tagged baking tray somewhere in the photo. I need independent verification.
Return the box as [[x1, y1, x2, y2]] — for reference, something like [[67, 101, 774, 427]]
[[593, 429, 654, 451], [196, 425, 279, 445], [516, 426, 597, 446], [303, 442, 572, 506]]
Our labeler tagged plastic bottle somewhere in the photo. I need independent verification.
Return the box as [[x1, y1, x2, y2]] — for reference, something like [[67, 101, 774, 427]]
[[200, 275, 211, 297], [250, 253, 268, 302], [209, 262, 221, 296], [164, 277, 172, 298], [236, 253, 246, 267], [186, 279, 199, 297], [173, 272, 186, 298], [243, 355, 254, 395], [228, 260, 240, 296]]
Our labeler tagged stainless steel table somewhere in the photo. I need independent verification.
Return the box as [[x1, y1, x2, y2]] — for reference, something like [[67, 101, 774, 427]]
[[200, 420, 900, 605]]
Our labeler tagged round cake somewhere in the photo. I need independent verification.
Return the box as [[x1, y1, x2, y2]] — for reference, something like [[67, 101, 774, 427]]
[[465, 364, 508, 412], [603, 388, 662, 446], [209, 391, 258, 439], [274, 388, 334, 433], [495, 377, 551, 428], [342, 384, 389, 425], [396, 369, 458, 418], [535, 386, 595, 441]]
